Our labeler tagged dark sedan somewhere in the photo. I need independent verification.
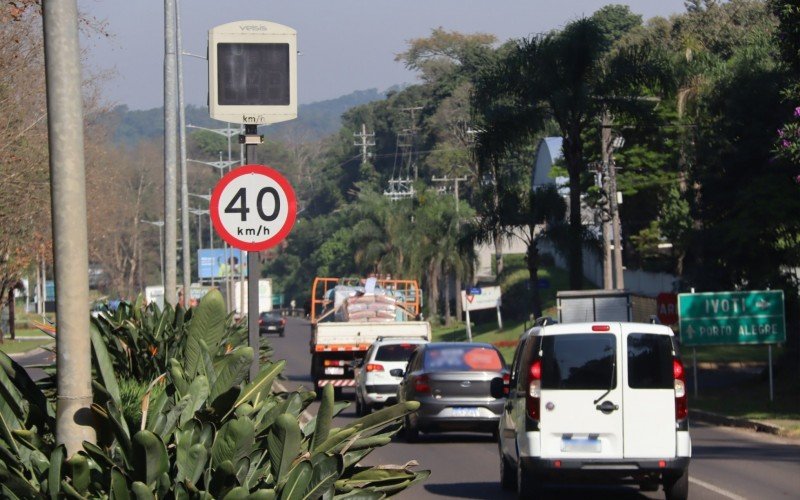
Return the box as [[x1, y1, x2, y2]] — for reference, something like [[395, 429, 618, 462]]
[[258, 312, 286, 337], [395, 342, 508, 441]]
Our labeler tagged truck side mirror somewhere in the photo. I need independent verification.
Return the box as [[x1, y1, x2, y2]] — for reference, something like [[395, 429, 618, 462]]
[[389, 368, 404, 377]]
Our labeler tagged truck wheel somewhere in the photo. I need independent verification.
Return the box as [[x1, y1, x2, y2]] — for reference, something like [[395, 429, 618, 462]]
[[663, 469, 689, 500], [333, 387, 343, 400]]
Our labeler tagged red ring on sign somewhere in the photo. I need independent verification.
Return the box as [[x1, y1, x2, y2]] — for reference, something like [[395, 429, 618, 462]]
[[210, 164, 297, 251]]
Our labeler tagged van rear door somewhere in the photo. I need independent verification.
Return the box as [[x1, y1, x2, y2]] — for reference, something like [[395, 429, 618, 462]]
[[621, 323, 677, 458], [538, 328, 623, 459]]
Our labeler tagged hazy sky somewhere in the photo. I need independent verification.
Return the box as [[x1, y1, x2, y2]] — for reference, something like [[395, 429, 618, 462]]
[[77, 0, 690, 110]]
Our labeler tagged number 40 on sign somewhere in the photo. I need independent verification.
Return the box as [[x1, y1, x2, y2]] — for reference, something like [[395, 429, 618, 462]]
[[211, 164, 297, 251]]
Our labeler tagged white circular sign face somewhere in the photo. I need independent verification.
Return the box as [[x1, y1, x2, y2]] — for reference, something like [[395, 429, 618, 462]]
[[211, 164, 296, 251]]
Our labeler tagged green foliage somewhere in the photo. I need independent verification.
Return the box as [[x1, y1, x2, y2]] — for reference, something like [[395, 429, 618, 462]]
[[0, 291, 428, 498]]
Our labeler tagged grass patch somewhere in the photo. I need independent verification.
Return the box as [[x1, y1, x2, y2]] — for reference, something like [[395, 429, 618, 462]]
[[689, 344, 783, 364], [0, 339, 54, 354], [692, 374, 800, 436]]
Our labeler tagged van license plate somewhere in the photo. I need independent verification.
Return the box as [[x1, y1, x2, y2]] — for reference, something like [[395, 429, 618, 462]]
[[561, 438, 601, 453], [451, 407, 480, 417], [324, 367, 344, 375]]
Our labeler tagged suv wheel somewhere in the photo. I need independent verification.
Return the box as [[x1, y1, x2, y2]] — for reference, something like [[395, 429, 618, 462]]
[[517, 461, 544, 499], [499, 451, 516, 490], [355, 394, 364, 417], [663, 469, 689, 500]]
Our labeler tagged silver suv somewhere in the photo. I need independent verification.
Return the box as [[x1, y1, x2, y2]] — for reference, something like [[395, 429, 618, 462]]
[[354, 337, 428, 415], [496, 322, 691, 499]]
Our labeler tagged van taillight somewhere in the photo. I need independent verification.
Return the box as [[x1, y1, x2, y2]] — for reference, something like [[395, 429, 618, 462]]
[[502, 373, 510, 395], [414, 374, 430, 393], [673, 359, 688, 420], [527, 360, 542, 420], [592, 324, 611, 332]]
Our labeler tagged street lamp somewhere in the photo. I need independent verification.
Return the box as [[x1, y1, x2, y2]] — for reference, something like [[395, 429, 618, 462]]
[[140, 220, 165, 289], [187, 154, 238, 178], [189, 208, 209, 250]]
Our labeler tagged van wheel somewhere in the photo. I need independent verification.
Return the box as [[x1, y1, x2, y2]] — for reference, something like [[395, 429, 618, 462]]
[[663, 469, 689, 500], [499, 453, 516, 490], [517, 461, 544, 499]]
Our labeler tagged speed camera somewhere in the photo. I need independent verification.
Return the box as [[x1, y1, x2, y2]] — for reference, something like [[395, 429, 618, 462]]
[[208, 20, 297, 125]]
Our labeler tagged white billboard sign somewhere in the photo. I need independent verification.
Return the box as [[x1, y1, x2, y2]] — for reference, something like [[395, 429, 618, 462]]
[[461, 286, 502, 311]]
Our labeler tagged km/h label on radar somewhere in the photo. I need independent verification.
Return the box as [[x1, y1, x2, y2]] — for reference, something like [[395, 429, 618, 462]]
[[211, 164, 297, 251]]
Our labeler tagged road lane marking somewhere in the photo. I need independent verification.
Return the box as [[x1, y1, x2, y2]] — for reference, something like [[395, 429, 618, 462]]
[[273, 380, 315, 424], [690, 477, 747, 500]]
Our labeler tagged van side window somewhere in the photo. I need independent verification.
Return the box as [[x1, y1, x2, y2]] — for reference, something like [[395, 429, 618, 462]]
[[509, 337, 527, 386], [628, 333, 674, 389], [540, 334, 616, 390]]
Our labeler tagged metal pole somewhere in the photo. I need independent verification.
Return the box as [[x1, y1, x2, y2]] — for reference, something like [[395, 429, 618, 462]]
[[42, 0, 97, 454], [244, 124, 260, 380], [158, 225, 165, 290], [768, 345, 774, 402], [693, 347, 698, 399], [163, 0, 178, 306], [176, 0, 191, 305]]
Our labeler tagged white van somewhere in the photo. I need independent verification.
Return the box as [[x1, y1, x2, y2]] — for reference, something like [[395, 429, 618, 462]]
[[495, 322, 690, 499]]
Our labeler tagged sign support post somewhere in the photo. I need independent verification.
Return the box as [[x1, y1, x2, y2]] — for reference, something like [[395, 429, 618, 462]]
[[465, 303, 472, 342], [244, 125, 260, 381], [768, 344, 773, 402]]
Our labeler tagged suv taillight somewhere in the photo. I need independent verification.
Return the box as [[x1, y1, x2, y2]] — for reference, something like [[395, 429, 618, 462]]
[[527, 360, 541, 420], [414, 374, 430, 393], [673, 359, 688, 420], [365, 363, 384, 372]]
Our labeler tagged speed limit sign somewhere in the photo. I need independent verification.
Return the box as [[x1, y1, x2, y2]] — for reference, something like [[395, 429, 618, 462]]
[[210, 164, 297, 251]]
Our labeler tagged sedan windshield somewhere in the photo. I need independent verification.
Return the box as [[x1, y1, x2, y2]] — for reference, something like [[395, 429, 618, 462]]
[[423, 346, 503, 372]]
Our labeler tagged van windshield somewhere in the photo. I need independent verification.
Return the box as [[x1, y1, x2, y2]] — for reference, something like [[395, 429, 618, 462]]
[[541, 334, 616, 390], [627, 333, 674, 389]]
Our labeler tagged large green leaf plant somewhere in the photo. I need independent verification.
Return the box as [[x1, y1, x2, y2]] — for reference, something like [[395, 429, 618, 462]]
[[0, 290, 428, 498]]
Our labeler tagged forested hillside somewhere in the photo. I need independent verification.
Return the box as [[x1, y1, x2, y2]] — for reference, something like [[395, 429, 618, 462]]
[[106, 88, 387, 146]]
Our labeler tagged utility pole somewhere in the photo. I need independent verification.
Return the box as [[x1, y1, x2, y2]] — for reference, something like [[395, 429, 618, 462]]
[[600, 111, 613, 290], [176, 0, 191, 305], [353, 123, 375, 164], [42, 0, 96, 455], [600, 109, 625, 289], [163, 0, 178, 306], [432, 174, 468, 322], [402, 106, 423, 181]]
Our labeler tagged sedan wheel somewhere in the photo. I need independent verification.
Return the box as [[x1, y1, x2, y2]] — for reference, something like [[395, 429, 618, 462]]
[[403, 415, 419, 443]]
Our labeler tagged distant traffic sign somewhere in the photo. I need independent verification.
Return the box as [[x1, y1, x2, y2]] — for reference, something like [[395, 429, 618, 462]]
[[657, 292, 678, 325], [211, 164, 296, 251], [678, 290, 785, 346]]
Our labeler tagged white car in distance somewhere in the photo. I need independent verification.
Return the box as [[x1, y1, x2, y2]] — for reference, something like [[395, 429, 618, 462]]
[[354, 337, 429, 415]]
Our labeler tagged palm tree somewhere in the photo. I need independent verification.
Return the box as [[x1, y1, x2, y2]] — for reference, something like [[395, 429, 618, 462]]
[[473, 18, 668, 289]]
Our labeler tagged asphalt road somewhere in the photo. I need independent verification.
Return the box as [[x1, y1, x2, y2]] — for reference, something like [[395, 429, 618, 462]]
[[12, 317, 799, 499], [269, 317, 800, 500]]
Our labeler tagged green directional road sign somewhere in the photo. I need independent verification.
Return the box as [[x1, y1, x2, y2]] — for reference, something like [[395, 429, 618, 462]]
[[678, 290, 785, 346]]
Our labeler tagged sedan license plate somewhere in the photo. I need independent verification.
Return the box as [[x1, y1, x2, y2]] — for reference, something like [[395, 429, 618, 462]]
[[561, 438, 601, 453], [267, 326, 277, 330], [451, 407, 480, 417], [324, 367, 344, 375]]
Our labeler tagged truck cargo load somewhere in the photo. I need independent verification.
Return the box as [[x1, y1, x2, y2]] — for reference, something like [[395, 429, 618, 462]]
[[309, 277, 431, 396]]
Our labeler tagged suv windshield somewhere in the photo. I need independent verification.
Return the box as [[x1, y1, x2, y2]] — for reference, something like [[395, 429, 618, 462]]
[[375, 344, 418, 362], [423, 346, 504, 372], [541, 334, 616, 390], [627, 333, 674, 389]]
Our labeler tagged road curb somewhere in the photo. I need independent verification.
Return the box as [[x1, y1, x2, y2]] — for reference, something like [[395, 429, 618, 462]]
[[690, 409, 784, 435]]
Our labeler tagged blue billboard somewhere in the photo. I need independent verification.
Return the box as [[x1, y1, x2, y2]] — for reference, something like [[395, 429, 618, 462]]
[[197, 249, 248, 279]]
